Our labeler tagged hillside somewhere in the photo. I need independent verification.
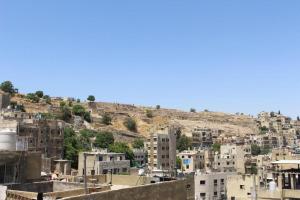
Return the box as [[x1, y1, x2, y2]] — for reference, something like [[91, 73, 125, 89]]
[[11, 94, 259, 142]]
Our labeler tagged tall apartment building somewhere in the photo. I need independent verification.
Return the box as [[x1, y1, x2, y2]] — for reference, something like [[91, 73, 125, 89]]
[[145, 126, 177, 172]]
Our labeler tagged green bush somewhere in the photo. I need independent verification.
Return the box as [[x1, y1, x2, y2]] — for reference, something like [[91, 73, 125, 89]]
[[26, 93, 39, 103], [35, 91, 44, 98], [72, 105, 86, 116], [102, 113, 112, 125], [95, 132, 114, 149], [146, 109, 153, 118], [132, 138, 144, 149], [124, 117, 137, 132]]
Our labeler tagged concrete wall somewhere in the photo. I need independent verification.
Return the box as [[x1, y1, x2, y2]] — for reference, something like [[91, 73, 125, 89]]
[[8, 181, 53, 193], [61, 180, 190, 200]]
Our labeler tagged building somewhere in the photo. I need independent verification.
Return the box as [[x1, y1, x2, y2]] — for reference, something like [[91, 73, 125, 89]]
[[0, 90, 10, 110], [78, 150, 130, 176], [192, 127, 217, 148], [133, 148, 146, 167], [178, 149, 205, 173], [0, 118, 65, 159], [0, 151, 41, 184], [257, 160, 300, 200], [53, 159, 71, 175], [145, 126, 177, 172], [227, 174, 259, 200], [195, 172, 236, 200], [213, 144, 251, 173]]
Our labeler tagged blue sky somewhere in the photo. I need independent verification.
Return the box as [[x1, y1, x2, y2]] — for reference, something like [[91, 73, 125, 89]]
[[0, 1, 300, 118]]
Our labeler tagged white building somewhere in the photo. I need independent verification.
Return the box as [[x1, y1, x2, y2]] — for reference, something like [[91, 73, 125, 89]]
[[178, 149, 204, 173]]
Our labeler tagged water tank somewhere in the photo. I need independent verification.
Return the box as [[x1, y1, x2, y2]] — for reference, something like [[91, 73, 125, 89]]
[[0, 128, 17, 151], [269, 181, 276, 192]]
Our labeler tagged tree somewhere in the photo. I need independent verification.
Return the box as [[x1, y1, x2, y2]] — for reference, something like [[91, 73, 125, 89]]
[[83, 111, 92, 122], [146, 109, 153, 118], [251, 144, 261, 156], [124, 117, 137, 132], [87, 95, 95, 102], [176, 157, 182, 169], [26, 93, 39, 103], [156, 105, 161, 110], [190, 108, 196, 113], [60, 106, 72, 122], [132, 138, 144, 149], [176, 135, 192, 152], [60, 101, 66, 107], [63, 127, 90, 168], [43, 95, 51, 104], [35, 91, 44, 98], [76, 99, 81, 103], [270, 112, 275, 117], [261, 146, 271, 155], [80, 129, 97, 138], [72, 105, 86, 116], [297, 116, 300, 121], [109, 142, 134, 166], [0, 81, 15, 94], [102, 113, 112, 125], [212, 143, 221, 153], [278, 110, 281, 115], [94, 132, 114, 149]]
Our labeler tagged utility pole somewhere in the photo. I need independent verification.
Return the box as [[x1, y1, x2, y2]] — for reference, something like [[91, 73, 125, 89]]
[[84, 153, 88, 194]]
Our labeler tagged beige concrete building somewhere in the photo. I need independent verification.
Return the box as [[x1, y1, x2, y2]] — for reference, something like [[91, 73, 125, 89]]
[[178, 149, 205, 173], [145, 126, 177, 172], [213, 144, 251, 173], [0, 151, 41, 184], [227, 174, 259, 200], [78, 151, 130, 176], [195, 172, 235, 200]]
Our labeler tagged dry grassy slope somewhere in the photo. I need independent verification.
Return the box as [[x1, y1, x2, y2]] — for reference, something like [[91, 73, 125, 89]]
[[12, 95, 259, 139]]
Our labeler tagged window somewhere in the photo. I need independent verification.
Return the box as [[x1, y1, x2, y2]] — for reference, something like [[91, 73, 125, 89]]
[[231, 197, 235, 200], [99, 156, 103, 161], [200, 180, 206, 185], [214, 192, 217, 196], [186, 165, 189, 169], [227, 162, 230, 165], [214, 179, 218, 185], [240, 185, 245, 189], [188, 155, 191, 158], [182, 156, 184, 158], [247, 193, 251, 195], [221, 179, 224, 185], [200, 193, 206, 197]]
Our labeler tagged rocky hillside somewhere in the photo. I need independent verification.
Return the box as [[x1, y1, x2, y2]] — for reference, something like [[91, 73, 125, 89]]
[[11, 94, 259, 141]]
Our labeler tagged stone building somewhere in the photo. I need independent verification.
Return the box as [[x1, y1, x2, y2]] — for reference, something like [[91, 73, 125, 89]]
[[145, 126, 177, 172], [192, 127, 219, 148], [78, 151, 130, 176], [0, 90, 10, 110], [0, 118, 65, 159]]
